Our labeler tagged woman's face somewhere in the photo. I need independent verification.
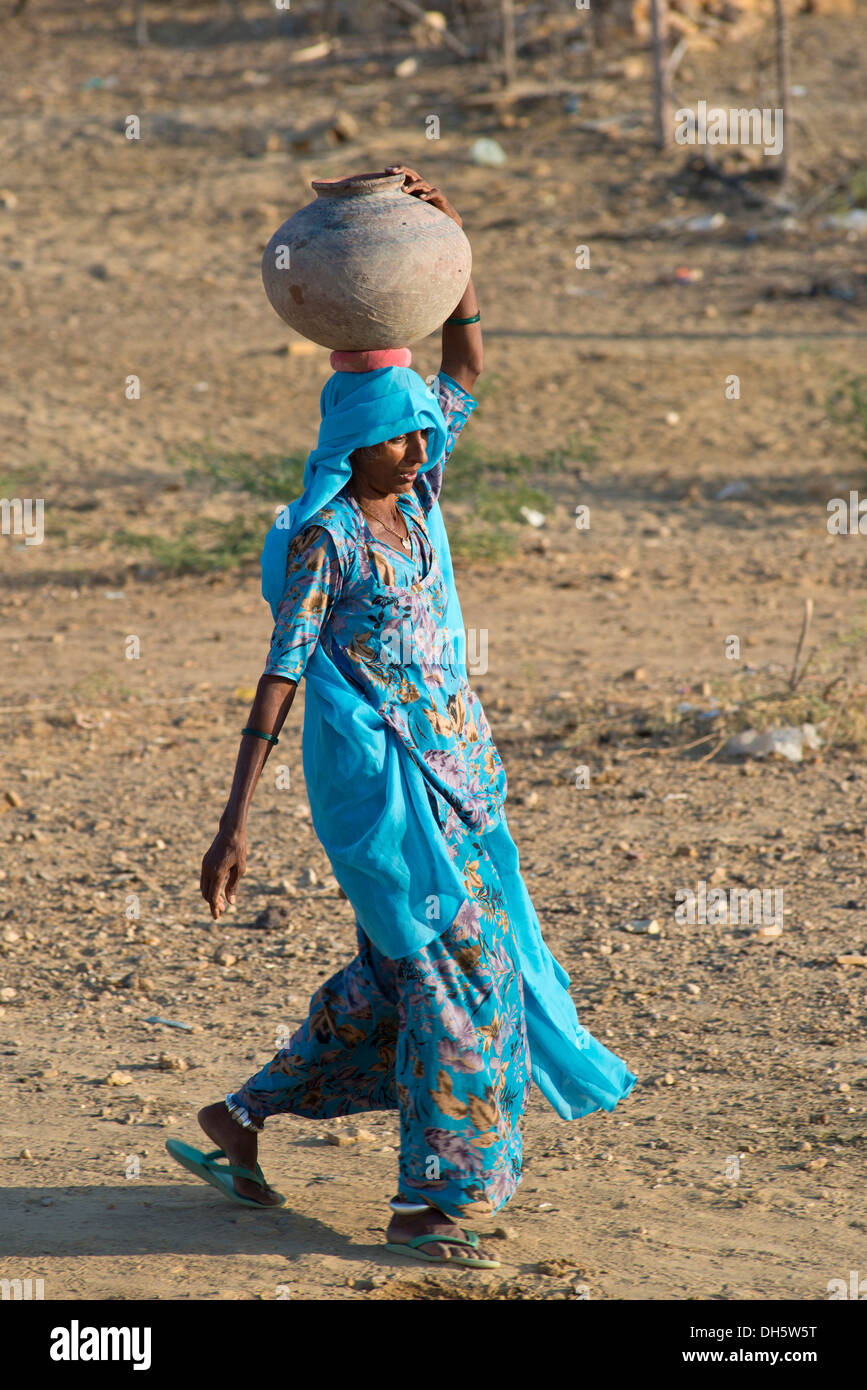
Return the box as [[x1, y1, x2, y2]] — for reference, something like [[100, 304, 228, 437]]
[[350, 429, 428, 496]]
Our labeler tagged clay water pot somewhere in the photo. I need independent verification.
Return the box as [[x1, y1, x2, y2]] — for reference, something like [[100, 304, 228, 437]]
[[261, 171, 472, 351]]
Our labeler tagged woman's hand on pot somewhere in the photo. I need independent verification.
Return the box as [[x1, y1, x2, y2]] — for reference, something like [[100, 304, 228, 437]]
[[385, 165, 462, 226], [201, 825, 247, 920]]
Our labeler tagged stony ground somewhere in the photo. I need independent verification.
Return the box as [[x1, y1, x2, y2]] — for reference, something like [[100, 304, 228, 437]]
[[0, 1, 865, 1300]]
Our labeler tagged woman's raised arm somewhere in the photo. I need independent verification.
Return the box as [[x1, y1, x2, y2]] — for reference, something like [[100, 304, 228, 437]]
[[384, 164, 483, 391]]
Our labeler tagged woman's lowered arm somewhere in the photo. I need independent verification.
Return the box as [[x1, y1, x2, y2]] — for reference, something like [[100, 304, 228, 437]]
[[200, 673, 296, 920]]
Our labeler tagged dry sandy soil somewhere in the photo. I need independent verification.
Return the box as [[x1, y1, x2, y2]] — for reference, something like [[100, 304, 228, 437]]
[[1, 2, 865, 1301]]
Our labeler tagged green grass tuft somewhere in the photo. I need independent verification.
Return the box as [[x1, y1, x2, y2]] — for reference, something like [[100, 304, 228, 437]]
[[827, 371, 867, 463]]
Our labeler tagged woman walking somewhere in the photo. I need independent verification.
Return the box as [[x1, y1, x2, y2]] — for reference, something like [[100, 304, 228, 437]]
[[170, 167, 636, 1268]]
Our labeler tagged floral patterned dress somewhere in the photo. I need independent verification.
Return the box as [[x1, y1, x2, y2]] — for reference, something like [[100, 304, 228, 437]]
[[261, 374, 506, 841], [226, 373, 533, 1220]]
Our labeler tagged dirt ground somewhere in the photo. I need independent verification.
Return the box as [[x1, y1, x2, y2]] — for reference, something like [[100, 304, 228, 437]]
[[1, 2, 866, 1301]]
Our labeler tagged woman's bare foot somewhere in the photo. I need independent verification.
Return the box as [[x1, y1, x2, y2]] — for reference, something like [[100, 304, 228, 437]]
[[197, 1102, 283, 1207], [385, 1201, 494, 1264]]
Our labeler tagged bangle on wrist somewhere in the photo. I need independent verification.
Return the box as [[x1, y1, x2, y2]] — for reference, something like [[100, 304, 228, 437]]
[[241, 726, 279, 745], [445, 311, 480, 325]]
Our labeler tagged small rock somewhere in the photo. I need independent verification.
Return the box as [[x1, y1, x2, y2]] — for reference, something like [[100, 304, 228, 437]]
[[726, 724, 820, 764], [324, 1125, 376, 1146], [623, 919, 660, 935], [471, 137, 508, 168], [809, 1112, 828, 1125], [3, 789, 23, 808], [492, 1226, 517, 1240], [41, 1197, 54, 1207], [822, 209, 867, 234], [394, 56, 418, 78], [298, 867, 319, 888], [716, 480, 751, 500], [684, 983, 701, 996], [19, 1147, 32, 1159], [663, 1072, 675, 1085], [803, 1155, 828, 1172], [158, 1053, 188, 1072], [0, 189, 19, 210], [0, 987, 17, 1002], [754, 922, 783, 940], [344, 1125, 377, 1142], [105, 1070, 134, 1086], [214, 948, 237, 967], [3, 927, 20, 943], [330, 110, 359, 141], [836, 954, 867, 968], [120, 972, 154, 993]]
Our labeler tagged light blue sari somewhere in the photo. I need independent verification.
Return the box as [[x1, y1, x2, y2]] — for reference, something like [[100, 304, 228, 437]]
[[261, 366, 636, 1120]]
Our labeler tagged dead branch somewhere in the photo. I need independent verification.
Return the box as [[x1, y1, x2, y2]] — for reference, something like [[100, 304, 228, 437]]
[[383, 0, 471, 57], [649, 0, 672, 149], [789, 597, 814, 691]]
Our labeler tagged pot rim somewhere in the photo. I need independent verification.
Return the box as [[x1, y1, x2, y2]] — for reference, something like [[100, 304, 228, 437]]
[[311, 171, 405, 197]]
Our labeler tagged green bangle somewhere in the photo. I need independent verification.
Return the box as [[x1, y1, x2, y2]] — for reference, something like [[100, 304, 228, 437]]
[[241, 726, 279, 745], [445, 311, 480, 325]]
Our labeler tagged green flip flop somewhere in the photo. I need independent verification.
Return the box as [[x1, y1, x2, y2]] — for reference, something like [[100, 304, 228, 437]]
[[384, 1229, 501, 1269], [165, 1139, 286, 1209]]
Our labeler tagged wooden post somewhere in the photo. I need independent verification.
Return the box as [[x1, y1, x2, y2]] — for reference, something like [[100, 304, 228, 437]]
[[650, 0, 671, 150], [774, 0, 791, 187], [134, 0, 149, 47], [501, 0, 517, 89], [591, 0, 605, 58]]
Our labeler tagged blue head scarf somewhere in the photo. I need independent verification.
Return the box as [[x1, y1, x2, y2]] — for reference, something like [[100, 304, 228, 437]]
[[258, 366, 636, 1122], [262, 367, 459, 645]]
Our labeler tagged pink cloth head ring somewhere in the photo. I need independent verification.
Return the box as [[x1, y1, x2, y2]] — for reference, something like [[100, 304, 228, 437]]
[[329, 347, 412, 373]]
